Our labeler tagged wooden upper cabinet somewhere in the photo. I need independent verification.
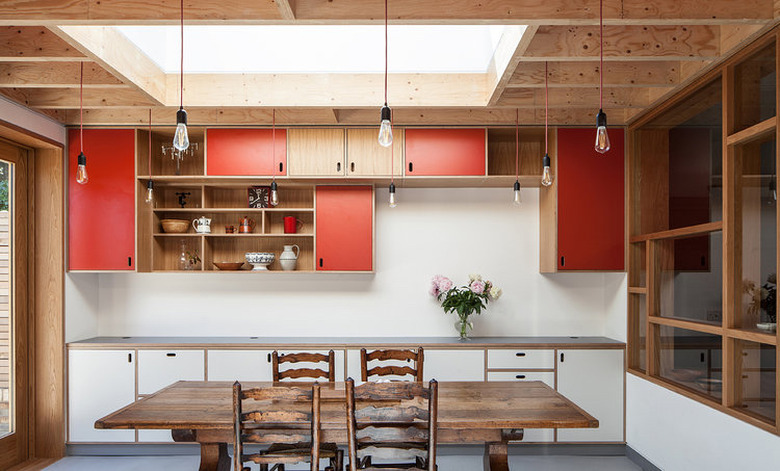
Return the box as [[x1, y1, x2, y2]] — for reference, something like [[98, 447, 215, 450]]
[[315, 186, 373, 272], [346, 128, 404, 177], [287, 129, 345, 176], [206, 128, 286, 176], [556, 128, 625, 271], [405, 128, 486, 176], [68, 128, 136, 271]]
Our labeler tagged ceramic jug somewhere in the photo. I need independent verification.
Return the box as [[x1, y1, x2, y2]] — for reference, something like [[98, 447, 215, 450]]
[[279, 244, 300, 271], [238, 216, 255, 233], [192, 216, 212, 233]]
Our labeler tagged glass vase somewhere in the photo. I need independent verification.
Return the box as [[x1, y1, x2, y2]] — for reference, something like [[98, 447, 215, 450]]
[[455, 318, 473, 341]]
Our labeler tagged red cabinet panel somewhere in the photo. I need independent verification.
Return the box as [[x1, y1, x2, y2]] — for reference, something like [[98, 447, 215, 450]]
[[206, 128, 287, 176], [316, 186, 373, 271], [557, 128, 625, 270], [68, 129, 136, 270], [405, 128, 486, 176]]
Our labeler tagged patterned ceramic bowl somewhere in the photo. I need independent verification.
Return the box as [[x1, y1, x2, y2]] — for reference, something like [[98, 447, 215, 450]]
[[245, 252, 275, 270]]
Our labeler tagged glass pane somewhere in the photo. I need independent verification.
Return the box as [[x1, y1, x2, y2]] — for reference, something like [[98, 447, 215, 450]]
[[629, 242, 647, 287], [629, 294, 647, 372], [734, 42, 777, 133], [658, 231, 723, 324], [0, 160, 10, 438], [633, 78, 722, 235], [735, 340, 776, 424], [738, 137, 777, 331], [659, 326, 723, 400]]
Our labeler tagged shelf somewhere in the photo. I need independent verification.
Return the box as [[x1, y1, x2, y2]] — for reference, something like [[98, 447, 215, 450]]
[[154, 233, 203, 237], [153, 208, 313, 212], [205, 233, 314, 238]]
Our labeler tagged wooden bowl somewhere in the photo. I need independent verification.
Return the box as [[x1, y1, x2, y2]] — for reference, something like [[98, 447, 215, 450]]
[[161, 219, 189, 233], [213, 262, 245, 271]]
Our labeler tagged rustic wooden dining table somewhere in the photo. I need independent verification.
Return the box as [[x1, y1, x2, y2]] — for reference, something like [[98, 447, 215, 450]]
[[95, 380, 598, 471]]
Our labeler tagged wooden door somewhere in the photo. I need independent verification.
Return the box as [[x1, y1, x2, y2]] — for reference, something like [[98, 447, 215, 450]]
[[68, 128, 136, 270], [557, 128, 625, 270], [206, 128, 287, 176], [346, 129, 404, 176], [0, 140, 28, 468], [405, 128, 486, 176], [288, 129, 345, 176], [315, 186, 373, 271]]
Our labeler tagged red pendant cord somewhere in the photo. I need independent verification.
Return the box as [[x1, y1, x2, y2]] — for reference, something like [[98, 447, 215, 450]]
[[148, 109, 152, 179], [599, 0, 603, 110], [384, 0, 388, 105], [545, 61, 548, 154], [390, 113, 394, 185], [515, 108, 519, 180], [180, 0, 184, 109], [272, 109, 276, 184], [79, 61, 83, 153]]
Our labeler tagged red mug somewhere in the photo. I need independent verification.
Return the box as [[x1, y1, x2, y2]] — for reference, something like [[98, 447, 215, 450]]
[[283, 216, 304, 234]]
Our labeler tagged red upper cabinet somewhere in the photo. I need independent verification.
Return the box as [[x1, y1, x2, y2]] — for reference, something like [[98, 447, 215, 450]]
[[68, 129, 136, 271], [405, 128, 486, 176], [557, 128, 625, 271], [316, 186, 373, 271], [206, 128, 287, 176]]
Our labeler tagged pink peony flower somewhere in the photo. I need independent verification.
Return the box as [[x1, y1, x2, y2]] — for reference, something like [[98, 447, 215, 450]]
[[432, 274, 453, 293], [470, 279, 485, 294], [429, 282, 440, 297]]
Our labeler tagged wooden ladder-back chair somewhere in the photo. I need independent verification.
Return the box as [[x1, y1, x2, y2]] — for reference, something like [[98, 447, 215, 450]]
[[360, 348, 424, 382], [345, 378, 438, 471], [232, 382, 343, 471], [272, 350, 336, 382]]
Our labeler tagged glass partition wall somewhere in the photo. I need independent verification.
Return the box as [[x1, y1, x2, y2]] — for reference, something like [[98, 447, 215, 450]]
[[628, 31, 779, 434]]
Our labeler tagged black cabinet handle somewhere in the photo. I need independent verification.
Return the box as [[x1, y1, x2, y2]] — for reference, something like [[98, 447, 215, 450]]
[[128, 257, 132, 267], [560, 353, 565, 362], [279, 162, 283, 172], [700, 353, 705, 363], [515, 374, 526, 379], [560, 256, 565, 267], [701, 256, 706, 266], [166, 353, 176, 357], [128, 353, 132, 363], [319, 258, 323, 268], [267, 353, 271, 362], [408, 162, 413, 173], [515, 352, 526, 357], [336, 162, 341, 172], [350, 162, 355, 172]]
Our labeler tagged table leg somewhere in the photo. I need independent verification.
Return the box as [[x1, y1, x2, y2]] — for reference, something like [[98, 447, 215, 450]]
[[199, 442, 231, 471], [483, 442, 509, 471]]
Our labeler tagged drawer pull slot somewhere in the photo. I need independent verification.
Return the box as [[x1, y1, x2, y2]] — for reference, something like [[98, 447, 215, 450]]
[[515, 374, 526, 379], [166, 353, 176, 357], [515, 352, 526, 357]]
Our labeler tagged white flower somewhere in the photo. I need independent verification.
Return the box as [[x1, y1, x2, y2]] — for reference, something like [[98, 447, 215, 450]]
[[468, 273, 482, 282], [489, 286, 502, 300]]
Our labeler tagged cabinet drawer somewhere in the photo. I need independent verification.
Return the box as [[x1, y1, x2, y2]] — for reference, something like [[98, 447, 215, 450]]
[[207, 349, 274, 382], [486, 371, 554, 387], [487, 349, 554, 369], [138, 350, 205, 395]]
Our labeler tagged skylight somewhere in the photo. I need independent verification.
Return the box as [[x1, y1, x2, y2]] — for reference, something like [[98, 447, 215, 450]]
[[116, 25, 512, 74]]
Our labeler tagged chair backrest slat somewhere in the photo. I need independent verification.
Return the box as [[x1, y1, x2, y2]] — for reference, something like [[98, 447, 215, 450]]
[[273, 350, 337, 382], [361, 347, 424, 382], [356, 425, 429, 443]]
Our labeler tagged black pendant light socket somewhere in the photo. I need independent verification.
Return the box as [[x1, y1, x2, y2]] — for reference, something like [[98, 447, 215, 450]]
[[77, 152, 86, 166], [270, 181, 278, 192], [176, 107, 188, 126], [542, 154, 551, 168], [389, 181, 396, 194], [381, 104, 391, 122], [147, 180, 154, 191], [596, 109, 607, 127], [513, 180, 521, 191]]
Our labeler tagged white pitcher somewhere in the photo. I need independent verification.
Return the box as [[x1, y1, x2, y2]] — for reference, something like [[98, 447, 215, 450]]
[[192, 216, 212, 233], [279, 245, 299, 271]]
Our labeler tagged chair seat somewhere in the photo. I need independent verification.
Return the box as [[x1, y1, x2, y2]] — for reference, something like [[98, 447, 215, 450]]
[[246, 441, 340, 464]]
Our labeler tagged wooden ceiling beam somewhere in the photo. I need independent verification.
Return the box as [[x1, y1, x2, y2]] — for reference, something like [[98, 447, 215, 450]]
[[522, 25, 721, 61], [487, 25, 539, 106], [0, 62, 125, 88], [0, 0, 771, 25], [25, 88, 157, 108], [498, 87, 653, 109], [48, 26, 167, 105], [508, 61, 681, 88], [0, 26, 85, 61]]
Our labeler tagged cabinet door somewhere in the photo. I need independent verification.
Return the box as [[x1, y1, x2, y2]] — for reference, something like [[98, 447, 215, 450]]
[[556, 349, 624, 442], [137, 349, 205, 395], [405, 128, 486, 176], [556, 128, 624, 270], [68, 349, 135, 442], [206, 128, 287, 176], [423, 349, 484, 381], [288, 129, 345, 176], [315, 186, 373, 271], [346, 129, 404, 177], [207, 349, 274, 382], [68, 128, 135, 270]]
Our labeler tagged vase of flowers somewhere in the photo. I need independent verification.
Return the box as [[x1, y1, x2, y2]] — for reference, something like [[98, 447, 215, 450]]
[[430, 274, 502, 340], [743, 273, 777, 331]]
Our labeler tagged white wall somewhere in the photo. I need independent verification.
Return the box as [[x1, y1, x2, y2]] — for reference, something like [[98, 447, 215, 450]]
[[627, 373, 780, 471], [81, 187, 625, 338]]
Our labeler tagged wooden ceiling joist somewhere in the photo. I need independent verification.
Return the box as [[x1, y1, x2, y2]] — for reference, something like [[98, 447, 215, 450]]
[[497, 87, 652, 109], [508, 61, 680, 88], [0, 62, 125, 88], [0, 26, 85, 61], [0, 0, 772, 25], [487, 25, 539, 106], [25, 88, 156, 108]]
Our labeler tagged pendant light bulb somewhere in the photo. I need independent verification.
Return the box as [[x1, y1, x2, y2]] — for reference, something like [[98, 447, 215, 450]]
[[145, 180, 154, 205], [595, 109, 610, 154], [513, 180, 522, 206], [173, 108, 190, 152], [76, 152, 88, 185], [541, 154, 553, 187], [378, 105, 393, 147], [389, 182, 397, 208], [270, 181, 279, 207]]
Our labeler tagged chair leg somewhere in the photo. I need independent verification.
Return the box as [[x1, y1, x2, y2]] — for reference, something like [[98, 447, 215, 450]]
[[260, 465, 269, 471]]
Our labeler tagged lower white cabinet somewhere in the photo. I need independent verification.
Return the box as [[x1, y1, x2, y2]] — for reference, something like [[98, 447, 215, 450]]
[[556, 349, 624, 442], [68, 349, 136, 442], [207, 349, 275, 382], [424, 349, 484, 381]]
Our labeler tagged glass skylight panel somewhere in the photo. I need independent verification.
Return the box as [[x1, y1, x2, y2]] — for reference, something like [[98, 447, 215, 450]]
[[116, 25, 514, 74]]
